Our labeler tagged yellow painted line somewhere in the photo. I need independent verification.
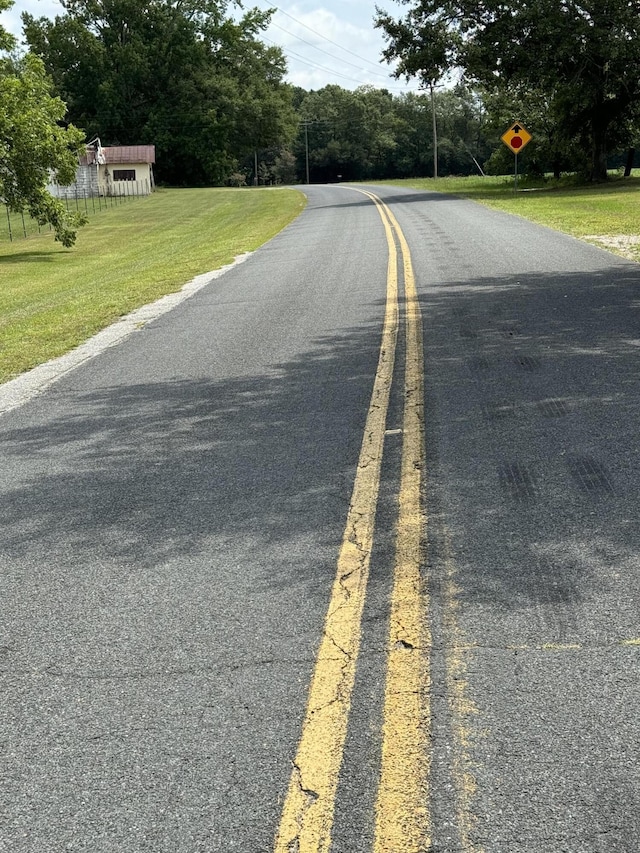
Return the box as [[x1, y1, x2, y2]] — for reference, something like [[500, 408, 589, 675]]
[[274, 193, 400, 852], [364, 194, 431, 853]]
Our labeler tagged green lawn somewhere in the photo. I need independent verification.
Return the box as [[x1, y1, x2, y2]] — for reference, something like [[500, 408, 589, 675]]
[[0, 187, 305, 383]]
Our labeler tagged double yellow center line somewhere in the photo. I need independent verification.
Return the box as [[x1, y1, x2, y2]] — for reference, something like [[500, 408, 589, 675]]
[[274, 190, 429, 853]]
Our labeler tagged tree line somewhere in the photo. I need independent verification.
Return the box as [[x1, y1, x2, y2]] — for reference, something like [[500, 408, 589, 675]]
[[2, 0, 640, 244], [374, 0, 640, 182]]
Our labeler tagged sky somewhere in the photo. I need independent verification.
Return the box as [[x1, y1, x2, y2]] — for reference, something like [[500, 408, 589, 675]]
[[1, 0, 421, 94]]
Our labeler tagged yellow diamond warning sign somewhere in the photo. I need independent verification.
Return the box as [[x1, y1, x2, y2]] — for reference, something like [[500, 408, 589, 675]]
[[501, 122, 532, 154]]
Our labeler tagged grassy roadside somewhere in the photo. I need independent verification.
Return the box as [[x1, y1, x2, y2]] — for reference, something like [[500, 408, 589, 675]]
[[375, 173, 640, 261], [4, 176, 638, 385], [0, 187, 305, 384]]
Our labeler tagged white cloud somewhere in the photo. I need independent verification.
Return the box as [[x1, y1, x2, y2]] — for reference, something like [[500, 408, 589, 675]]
[[2, 0, 64, 41]]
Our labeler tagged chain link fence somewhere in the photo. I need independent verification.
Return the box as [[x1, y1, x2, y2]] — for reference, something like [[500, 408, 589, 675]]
[[1, 179, 152, 243]]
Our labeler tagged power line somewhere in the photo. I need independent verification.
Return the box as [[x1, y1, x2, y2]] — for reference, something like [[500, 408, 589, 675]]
[[261, 29, 420, 93], [267, 19, 396, 82], [262, 36, 372, 85], [257, 3, 421, 92], [263, 2, 395, 74], [263, 35, 413, 91]]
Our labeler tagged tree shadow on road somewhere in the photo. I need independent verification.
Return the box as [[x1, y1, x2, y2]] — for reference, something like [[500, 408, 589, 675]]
[[0, 318, 384, 588]]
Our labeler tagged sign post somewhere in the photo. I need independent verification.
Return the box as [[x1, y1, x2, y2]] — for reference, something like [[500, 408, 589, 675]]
[[501, 123, 532, 191]]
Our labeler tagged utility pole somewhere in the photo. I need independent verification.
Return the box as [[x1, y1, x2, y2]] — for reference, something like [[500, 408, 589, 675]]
[[304, 122, 310, 185], [254, 150, 258, 187], [430, 83, 438, 179]]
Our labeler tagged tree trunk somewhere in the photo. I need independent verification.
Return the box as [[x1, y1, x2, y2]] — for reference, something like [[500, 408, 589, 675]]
[[590, 117, 609, 181], [624, 148, 635, 177]]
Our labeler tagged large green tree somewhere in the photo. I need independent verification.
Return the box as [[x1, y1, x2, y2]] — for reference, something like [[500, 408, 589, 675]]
[[23, 0, 297, 185], [0, 1, 86, 246], [375, 0, 640, 180]]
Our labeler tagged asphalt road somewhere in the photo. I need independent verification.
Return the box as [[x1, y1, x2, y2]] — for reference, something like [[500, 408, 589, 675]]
[[1, 184, 640, 852]]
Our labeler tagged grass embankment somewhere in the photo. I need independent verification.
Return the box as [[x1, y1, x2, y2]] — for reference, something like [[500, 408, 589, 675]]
[[0, 187, 305, 384], [377, 172, 640, 260]]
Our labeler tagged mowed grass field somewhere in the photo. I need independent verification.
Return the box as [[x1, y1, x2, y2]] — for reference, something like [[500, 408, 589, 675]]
[[0, 187, 305, 384], [3, 176, 640, 385]]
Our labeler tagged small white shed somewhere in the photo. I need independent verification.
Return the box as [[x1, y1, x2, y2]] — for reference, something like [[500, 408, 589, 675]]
[[86, 144, 156, 196], [50, 142, 156, 199]]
